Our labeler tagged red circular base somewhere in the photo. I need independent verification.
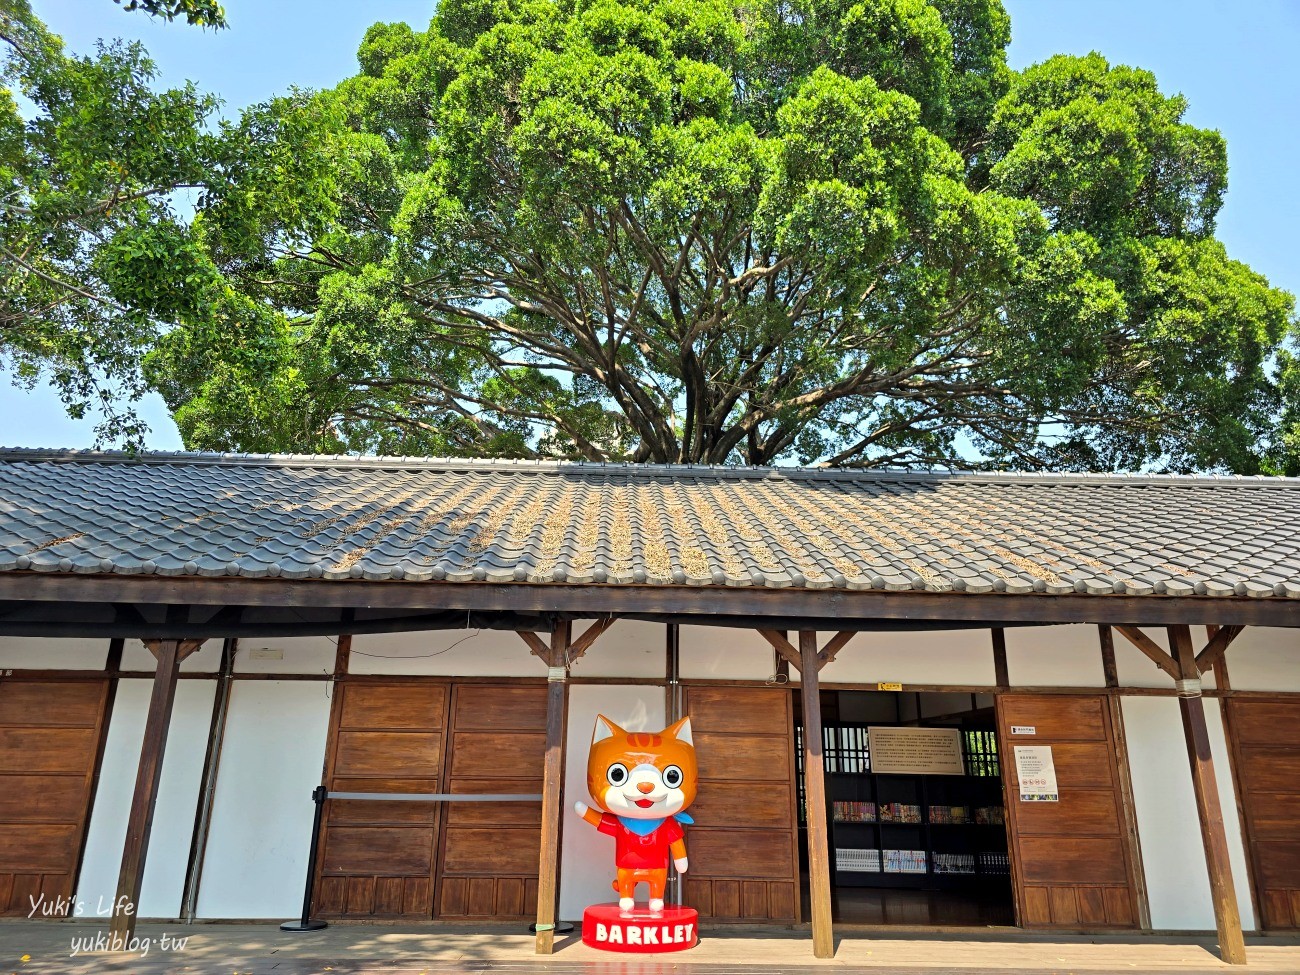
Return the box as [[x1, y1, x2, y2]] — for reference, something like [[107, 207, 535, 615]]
[[581, 902, 699, 952]]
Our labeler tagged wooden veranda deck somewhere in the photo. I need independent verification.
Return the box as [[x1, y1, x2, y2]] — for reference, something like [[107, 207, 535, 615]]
[[3, 921, 1300, 974]]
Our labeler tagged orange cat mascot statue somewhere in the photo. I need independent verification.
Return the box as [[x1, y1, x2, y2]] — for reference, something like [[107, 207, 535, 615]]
[[574, 715, 696, 915]]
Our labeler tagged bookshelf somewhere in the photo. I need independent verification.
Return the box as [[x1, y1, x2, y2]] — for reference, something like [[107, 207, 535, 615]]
[[823, 724, 1011, 890]]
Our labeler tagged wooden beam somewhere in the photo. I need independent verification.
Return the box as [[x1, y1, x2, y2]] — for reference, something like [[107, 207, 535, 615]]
[[992, 627, 1010, 689], [534, 620, 571, 955], [1196, 625, 1244, 675], [569, 616, 616, 661], [1168, 625, 1247, 966], [110, 637, 184, 941], [10, 573, 1300, 629], [1099, 625, 1119, 689], [517, 630, 549, 661], [799, 631, 834, 959], [757, 629, 802, 671], [1113, 626, 1180, 681], [818, 631, 854, 668]]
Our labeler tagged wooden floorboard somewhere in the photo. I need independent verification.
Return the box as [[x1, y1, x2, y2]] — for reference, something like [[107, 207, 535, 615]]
[[3, 921, 1300, 974]]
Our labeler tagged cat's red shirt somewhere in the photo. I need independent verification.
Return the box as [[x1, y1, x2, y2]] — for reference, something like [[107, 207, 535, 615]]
[[597, 812, 684, 870]]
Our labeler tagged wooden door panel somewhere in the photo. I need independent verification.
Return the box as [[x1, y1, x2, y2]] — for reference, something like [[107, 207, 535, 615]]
[[334, 731, 443, 778], [321, 826, 435, 875], [1235, 748, 1300, 794], [1013, 789, 1122, 837], [0, 775, 92, 822], [340, 684, 446, 730], [436, 683, 547, 920], [444, 778, 542, 826], [998, 694, 1141, 929], [440, 826, 541, 875], [687, 781, 794, 830], [682, 685, 800, 923], [316, 682, 448, 919], [1000, 696, 1108, 742], [694, 733, 791, 781], [0, 825, 81, 873], [0, 681, 107, 726], [449, 731, 545, 778], [451, 685, 548, 730], [1227, 697, 1300, 930], [1017, 836, 1130, 885], [689, 829, 796, 879], [1230, 703, 1300, 747], [0, 728, 99, 773], [684, 686, 793, 736], [0, 679, 109, 917]]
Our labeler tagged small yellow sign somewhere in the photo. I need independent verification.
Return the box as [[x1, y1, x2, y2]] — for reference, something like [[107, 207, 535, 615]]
[[877, 682, 903, 691]]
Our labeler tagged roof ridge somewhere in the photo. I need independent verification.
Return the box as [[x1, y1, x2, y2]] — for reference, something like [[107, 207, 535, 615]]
[[1, 445, 1298, 486]]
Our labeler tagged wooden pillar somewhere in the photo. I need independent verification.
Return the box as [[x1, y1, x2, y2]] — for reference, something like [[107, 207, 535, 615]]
[[799, 631, 834, 959], [534, 620, 572, 955], [111, 638, 184, 941], [1168, 624, 1247, 966]]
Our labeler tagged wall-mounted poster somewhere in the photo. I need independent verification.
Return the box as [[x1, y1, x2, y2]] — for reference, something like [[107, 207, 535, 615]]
[[1014, 745, 1059, 801], [867, 726, 964, 775]]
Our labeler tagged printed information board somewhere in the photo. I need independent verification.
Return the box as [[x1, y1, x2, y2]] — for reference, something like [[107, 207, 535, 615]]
[[1014, 745, 1059, 801], [867, 726, 965, 775]]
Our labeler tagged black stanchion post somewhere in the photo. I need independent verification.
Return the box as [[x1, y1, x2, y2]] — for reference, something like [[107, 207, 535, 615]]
[[280, 786, 329, 932]]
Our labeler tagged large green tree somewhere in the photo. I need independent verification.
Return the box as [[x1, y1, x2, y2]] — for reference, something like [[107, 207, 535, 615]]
[[0, 0, 227, 444], [127, 2, 1300, 466]]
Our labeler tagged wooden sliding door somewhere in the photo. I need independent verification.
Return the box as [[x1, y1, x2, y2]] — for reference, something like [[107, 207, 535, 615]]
[[998, 694, 1142, 928], [315, 679, 547, 921], [315, 681, 448, 918], [436, 683, 545, 919], [1225, 696, 1300, 929], [682, 685, 801, 923], [0, 679, 110, 916]]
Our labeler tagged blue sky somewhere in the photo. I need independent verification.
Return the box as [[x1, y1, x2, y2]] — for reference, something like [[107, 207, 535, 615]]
[[3, 0, 1297, 450]]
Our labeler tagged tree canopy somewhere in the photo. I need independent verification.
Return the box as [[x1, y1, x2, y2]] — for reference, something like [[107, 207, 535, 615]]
[[8, 0, 1300, 470], [0, 0, 227, 443]]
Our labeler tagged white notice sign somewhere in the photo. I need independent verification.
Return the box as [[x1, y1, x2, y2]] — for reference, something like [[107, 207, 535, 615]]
[[1014, 745, 1059, 802], [867, 727, 965, 775]]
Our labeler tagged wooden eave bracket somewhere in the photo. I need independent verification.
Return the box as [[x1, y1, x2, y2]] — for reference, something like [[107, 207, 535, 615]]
[[141, 638, 207, 663], [1195, 625, 1243, 674], [1113, 625, 1180, 681], [757, 629, 854, 672], [518, 616, 617, 669], [1114, 624, 1245, 681]]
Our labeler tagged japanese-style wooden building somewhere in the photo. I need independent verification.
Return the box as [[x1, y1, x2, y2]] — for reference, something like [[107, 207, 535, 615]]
[[1, 448, 1298, 964]]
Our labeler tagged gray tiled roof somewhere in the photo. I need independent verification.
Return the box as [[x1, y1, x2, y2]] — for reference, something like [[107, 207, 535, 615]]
[[1, 448, 1299, 598]]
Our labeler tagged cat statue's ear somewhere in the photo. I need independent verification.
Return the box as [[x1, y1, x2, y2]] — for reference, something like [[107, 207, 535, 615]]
[[665, 715, 694, 746], [592, 714, 624, 744]]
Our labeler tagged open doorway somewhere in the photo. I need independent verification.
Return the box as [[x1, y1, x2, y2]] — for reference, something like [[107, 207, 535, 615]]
[[796, 690, 1015, 927]]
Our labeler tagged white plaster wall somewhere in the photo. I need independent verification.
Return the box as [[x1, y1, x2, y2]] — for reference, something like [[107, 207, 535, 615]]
[[821, 628, 997, 686], [76, 679, 215, 919], [1121, 696, 1254, 931], [121, 639, 222, 673], [1004, 624, 1106, 687], [559, 684, 667, 920], [679, 625, 775, 680], [349, 627, 540, 677], [0, 636, 107, 670], [1220, 626, 1300, 692], [196, 680, 331, 918], [569, 619, 665, 679], [234, 635, 336, 675]]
